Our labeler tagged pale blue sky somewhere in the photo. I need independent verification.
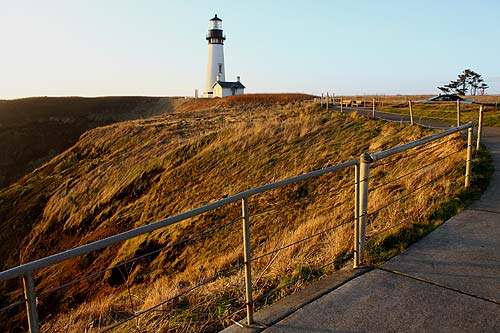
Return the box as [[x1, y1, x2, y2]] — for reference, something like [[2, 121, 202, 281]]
[[1, 0, 499, 99]]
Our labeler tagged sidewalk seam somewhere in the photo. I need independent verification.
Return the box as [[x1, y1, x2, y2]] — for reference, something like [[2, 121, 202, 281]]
[[378, 267, 500, 306], [468, 208, 500, 215]]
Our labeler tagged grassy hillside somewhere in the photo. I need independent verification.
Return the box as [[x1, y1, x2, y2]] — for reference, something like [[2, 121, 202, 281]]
[[0, 96, 181, 189], [0, 94, 490, 332]]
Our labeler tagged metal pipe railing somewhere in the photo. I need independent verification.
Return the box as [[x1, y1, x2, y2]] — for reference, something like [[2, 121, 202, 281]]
[[370, 122, 473, 162], [0, 160, 357, 331], [354, 121, 474, 267], [23, 272, 39, 333], [476, 105, 483, 151], [0, 120, 475, 331], [466, 126, 473, 188], [353, 163, 361, 268], [0, 159, 358, 283], [241, 196, 254, 324], [357, 153, 371, 267]]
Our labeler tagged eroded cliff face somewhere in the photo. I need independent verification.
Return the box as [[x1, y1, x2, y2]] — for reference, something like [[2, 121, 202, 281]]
[[0, 96, 176, 189]]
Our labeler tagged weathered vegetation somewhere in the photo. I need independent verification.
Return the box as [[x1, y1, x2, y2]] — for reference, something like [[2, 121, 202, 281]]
[[0, 94, 491, 332]]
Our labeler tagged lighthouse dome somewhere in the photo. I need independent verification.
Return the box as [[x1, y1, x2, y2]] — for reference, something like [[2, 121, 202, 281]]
[[209, 14, 222, 30], [210, 14, 222, 21]]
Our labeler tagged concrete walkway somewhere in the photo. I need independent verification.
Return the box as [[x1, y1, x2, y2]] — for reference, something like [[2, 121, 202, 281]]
[[223, 127, 500, 332]]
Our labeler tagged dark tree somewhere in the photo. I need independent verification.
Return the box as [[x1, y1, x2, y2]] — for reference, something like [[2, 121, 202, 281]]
[[479, 82, 489, 95], [437, 69, 488, 96], [438, 86, 450, 94]]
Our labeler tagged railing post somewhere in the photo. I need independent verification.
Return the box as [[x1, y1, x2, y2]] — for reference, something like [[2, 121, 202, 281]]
[[408, 99, 414, 125], [340, 97, 343, 113], [320, 93, 324, 108], [465, 126, 473, 188], [457, 99, 461, 127], [326, 92, 329, 110], [476, 105, 483, 151], [372, 98, 375, 118], [358, 153, 372, 266], [241, 196, 254, 325], [353, 163, 361, 268], [23, 271, 39, 333]]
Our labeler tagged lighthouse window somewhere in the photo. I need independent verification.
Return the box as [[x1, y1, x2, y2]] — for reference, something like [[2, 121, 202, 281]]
[[218, 63, 222, 74]]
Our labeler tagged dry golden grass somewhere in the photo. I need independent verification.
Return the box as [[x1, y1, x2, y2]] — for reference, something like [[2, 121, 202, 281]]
[[0, 96, 475, 332], [175, 93, 314, 113]]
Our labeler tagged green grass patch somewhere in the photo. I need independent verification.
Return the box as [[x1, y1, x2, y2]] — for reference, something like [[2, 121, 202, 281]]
[[377, 102, 500, 127]]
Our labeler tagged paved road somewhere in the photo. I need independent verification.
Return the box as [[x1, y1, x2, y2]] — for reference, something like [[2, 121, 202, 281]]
[[223, 124, 500, 332]]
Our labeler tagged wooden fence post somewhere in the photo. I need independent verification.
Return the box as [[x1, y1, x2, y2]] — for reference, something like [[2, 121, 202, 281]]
[[476, 105, 484, 150], [409, 100, 414, 125], [465, 127, 473, 188]]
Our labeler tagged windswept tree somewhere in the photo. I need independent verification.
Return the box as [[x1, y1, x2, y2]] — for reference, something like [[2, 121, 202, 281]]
[[438, 69, 489, 95], [479, 82, 489, 95]]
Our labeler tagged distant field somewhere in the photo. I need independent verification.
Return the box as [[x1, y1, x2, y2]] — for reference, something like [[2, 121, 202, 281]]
[[374, 102, 500, 126], [334, 94, 499, 105], [327, 94, 499, 127]]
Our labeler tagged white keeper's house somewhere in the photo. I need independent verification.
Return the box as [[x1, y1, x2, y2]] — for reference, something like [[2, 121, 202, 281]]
[[212, 75, 245, 98]]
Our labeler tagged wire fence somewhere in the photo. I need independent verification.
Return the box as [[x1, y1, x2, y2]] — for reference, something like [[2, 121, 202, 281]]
[[371, 149, 464, 191], [252, 216, 353, 263], [0, 117, 477, 332], [365, 138, 468, 243], [98, 263, 246, 332], [324, 96, 485, 133]]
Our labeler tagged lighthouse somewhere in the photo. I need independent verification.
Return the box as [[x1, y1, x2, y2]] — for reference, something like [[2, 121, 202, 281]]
[[204, 14, 245, 98], [204, 14, 225, 97]]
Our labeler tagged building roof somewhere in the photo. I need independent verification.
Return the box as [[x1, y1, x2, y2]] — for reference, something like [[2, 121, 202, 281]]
[[210, 14, 222, 21], [212, 81, 246, 89]]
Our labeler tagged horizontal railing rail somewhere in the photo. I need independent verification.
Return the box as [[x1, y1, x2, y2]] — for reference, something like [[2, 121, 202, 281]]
[[0, 160, 357, 282], [370, 122, 473, 161], [0, 119, 475, 332]]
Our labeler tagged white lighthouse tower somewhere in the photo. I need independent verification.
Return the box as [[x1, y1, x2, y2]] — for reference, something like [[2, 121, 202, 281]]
[[203, 14, 245, 98], [204, 14, 225, 97]]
